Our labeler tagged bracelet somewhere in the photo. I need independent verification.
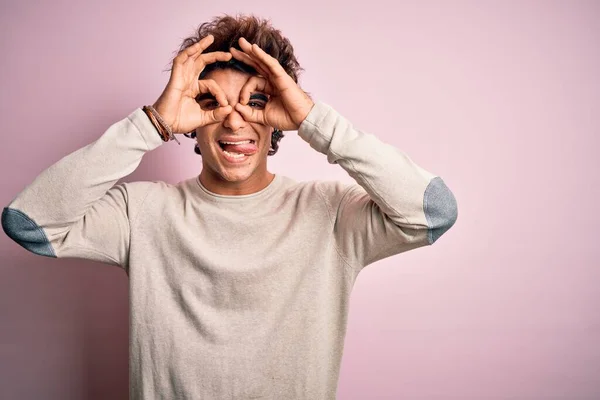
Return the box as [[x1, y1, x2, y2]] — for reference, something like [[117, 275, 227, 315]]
[[142, 107, 168, 141], [142, 106, 172, 143], [142, 105, 181, 145]]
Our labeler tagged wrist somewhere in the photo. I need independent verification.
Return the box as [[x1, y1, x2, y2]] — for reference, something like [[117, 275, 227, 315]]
[[142, 105, 180, 145], [295, 99, 315, 128], [152, 103, 171, 126]]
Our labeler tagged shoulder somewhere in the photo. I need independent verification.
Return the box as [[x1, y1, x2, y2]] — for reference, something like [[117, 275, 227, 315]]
[[117, 180, 168, 195], [114, 179, 177, 209], [282, 177, 363, 206]]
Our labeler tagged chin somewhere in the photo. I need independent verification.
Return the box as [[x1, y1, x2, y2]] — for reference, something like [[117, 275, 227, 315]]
[[218, 168, 256, 183], [213, 156, 261, 182]]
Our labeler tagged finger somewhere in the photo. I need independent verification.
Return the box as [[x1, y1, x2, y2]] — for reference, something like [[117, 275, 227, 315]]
[[207, 105, 233, 123], [230, 47, 270, 78], [236, 38, 273, 77], [175, 35, 215, 64], [238, 37, 278, 76], [230, 47, 266, 73], [249, 42, 288, 79], [192, 51, 232, 77], [198, 79, 229, 106], [238, 37, 255, 55], [239, 76, 273, 105], [199, 51, 232, 65], [191, 34, 215, 54], [235, 103, 267, 125]]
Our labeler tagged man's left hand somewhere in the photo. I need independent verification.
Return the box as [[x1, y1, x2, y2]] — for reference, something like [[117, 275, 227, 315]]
[[230, 37, 314, 131]]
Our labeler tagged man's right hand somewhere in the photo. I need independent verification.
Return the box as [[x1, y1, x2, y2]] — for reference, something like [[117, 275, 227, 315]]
[[152, 34, 233, 134]]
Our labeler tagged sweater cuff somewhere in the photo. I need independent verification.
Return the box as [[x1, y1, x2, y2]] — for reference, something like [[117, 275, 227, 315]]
[[297, 101, 336, 155], [127, 108, 166, 151]]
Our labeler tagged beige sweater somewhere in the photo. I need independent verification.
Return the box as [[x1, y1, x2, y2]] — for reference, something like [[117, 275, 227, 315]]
[[2, 101, 457, 399]]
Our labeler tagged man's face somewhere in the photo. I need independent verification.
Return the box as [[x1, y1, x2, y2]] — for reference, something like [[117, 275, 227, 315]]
[[195, 68, 273, 191]]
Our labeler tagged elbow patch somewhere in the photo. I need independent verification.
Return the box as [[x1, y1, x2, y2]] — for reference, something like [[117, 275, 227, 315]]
[[1, 207, 56, 257], [423, 177, 458, 244]]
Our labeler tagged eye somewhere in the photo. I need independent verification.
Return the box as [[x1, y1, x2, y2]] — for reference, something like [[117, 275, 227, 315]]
[[199, 100, 219, 110], [248, 101, 266, 109]]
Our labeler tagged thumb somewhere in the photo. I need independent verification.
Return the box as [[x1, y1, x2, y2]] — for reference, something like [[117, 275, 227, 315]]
[[235, 103, 265, 124], [206, 105, 232, 123]]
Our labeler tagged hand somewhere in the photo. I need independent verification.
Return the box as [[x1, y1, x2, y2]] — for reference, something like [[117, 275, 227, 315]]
[[153, 35, 233, 133], [230, 37, 314, 131]]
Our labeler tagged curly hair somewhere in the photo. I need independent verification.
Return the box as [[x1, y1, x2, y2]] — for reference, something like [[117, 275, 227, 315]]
[[176, 14, 303, 156]]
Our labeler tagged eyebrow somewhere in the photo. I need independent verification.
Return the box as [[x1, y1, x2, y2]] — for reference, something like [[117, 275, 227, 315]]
[[249, 93, 268, 102], [195, 92, 269, 102]]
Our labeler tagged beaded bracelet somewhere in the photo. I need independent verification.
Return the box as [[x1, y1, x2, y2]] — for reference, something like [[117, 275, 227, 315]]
[[142, 105, 181, 145]]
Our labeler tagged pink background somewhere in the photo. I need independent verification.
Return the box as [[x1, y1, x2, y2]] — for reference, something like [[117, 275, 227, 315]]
[[1, 0, 599, 399]]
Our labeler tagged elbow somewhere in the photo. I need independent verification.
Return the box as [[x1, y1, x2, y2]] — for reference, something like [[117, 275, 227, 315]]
[[423, 177, 458, 245], [2, 207, 56, 257]]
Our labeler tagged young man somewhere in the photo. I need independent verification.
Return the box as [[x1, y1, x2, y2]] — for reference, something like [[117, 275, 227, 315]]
[[2, 15, 457, 400]]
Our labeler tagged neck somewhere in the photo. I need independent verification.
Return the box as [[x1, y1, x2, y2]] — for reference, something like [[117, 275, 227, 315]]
[[199, 170, 275, 196]]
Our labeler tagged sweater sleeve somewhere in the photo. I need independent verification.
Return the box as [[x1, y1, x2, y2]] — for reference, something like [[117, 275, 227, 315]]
[[297, 101, 458, 270], [1, 108, 165, 269]]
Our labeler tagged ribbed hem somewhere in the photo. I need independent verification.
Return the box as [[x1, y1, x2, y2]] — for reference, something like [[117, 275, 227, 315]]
[[127, 108, 166, 151]]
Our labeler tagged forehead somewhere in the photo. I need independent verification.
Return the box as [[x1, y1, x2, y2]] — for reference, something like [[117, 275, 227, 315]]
[[201, 68, 253, 92]]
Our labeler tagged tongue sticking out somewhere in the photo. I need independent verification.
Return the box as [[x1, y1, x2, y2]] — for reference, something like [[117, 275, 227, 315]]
[[221, 142, 258, 155]]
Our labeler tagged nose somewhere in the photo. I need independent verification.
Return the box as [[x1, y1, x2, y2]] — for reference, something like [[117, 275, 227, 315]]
[[222, 105, 247, 132]]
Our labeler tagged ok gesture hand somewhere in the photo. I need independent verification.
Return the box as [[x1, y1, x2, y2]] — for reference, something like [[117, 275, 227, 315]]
[[230, 37, 314, 131], [153, 35, 233, 134]]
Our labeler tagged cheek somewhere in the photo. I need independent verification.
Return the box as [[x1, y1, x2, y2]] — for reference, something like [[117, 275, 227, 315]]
[[195, 128, 215, 148], [251, 124, 272, 147]]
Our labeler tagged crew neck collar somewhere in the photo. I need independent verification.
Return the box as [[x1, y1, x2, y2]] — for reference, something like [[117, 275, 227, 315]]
[[194, 174, 281, 201]]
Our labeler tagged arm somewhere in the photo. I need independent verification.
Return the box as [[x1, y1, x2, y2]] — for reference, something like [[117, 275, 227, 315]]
[[298, 102, 458, 269], [1, 110, 164, 267], [229, 38, 457, 270], [2, 35, 234, 269]]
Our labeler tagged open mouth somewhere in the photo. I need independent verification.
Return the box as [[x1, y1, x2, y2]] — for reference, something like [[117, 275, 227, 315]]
[[217, 139, 257, 163]]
